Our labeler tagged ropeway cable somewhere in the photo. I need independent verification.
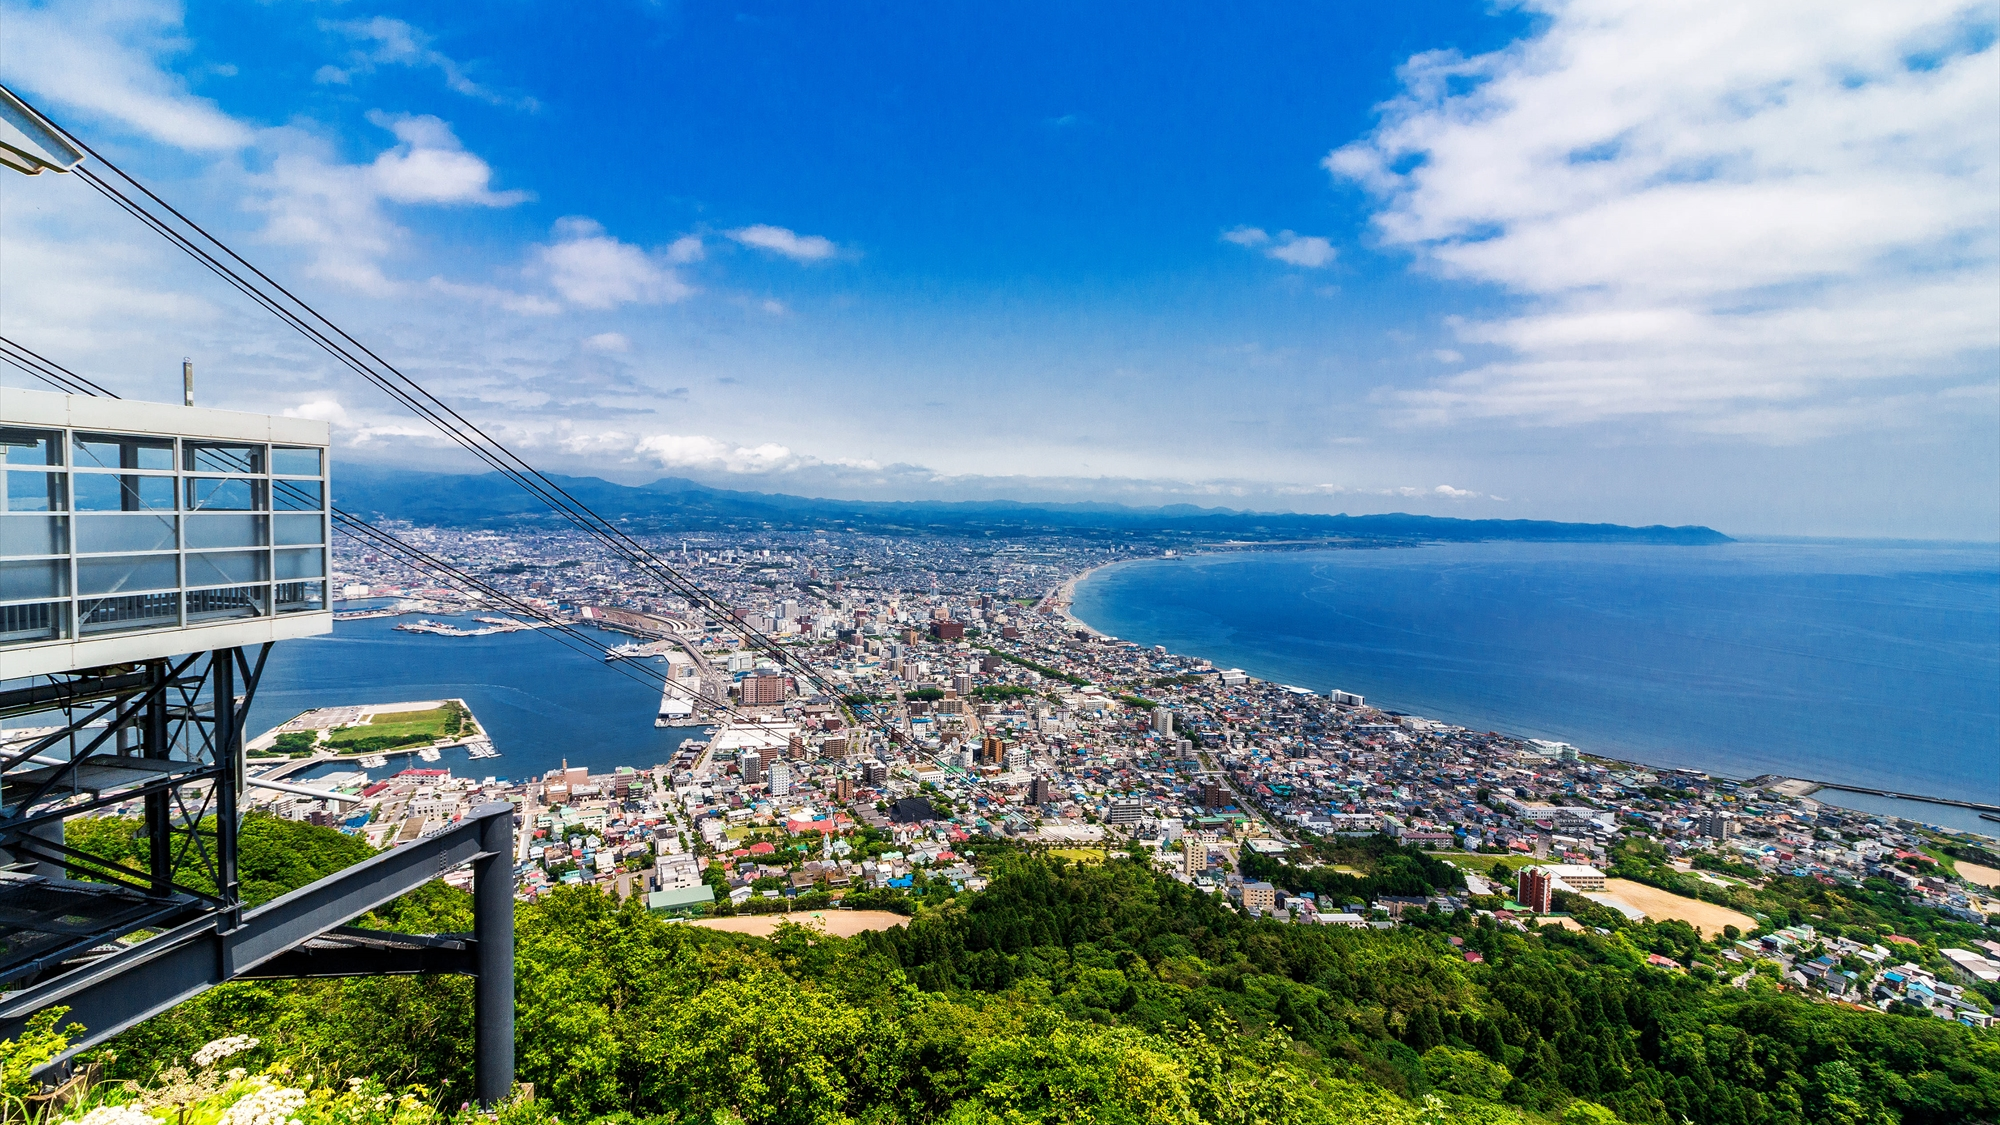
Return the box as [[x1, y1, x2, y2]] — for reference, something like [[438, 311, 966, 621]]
[[12, 87, 888, 739]]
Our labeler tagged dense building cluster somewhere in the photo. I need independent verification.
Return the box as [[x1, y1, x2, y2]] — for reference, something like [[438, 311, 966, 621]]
[[226, 523, 2000, 1026]]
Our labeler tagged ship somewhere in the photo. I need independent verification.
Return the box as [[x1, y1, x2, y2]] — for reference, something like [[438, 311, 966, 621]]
[[358, 754, 388, 769], [605, 642, 649, 661]]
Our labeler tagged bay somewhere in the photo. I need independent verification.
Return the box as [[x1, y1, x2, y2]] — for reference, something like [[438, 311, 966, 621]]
[[246, 616, 707, 785], [1072, 540, 1999, 831]]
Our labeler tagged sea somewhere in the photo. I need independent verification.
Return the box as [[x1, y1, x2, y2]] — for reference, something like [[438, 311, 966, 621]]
[[1070, 540, 2000, 836], [245, 613, 709, 786]]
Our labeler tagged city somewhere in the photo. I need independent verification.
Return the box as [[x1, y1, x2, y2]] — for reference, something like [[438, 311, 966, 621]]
[[222, 521, 2000, 1029]]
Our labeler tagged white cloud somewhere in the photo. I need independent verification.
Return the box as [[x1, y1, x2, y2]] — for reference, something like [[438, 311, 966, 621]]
[[582, 332, 630, 353], [1223, 226, 1336, 267], [539, 218, 694, 309], [365, 112, 530, 206], [283, 397, 351, 425], [320, 16, 534, 109], [1265, 234, 1336, 268], [728, 224, 840, 262], [635, 432, 803, 474], [0, 0, 252, 150], [666, 235, 705, 263], [1330, 0, 2000, 434]]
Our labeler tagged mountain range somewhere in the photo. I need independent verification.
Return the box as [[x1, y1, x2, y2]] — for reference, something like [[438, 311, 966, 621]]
[[330, 466, 1733, 545]]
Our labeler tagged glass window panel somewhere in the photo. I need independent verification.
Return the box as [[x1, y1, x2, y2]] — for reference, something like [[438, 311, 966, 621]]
[[271, 447, 322, 476], [78, 553, 178, 595], [184, 442, 264, 474], [275, 580, 325, 614], [0, 599, 67, 645], [74, 474, 175, 512], [186, 549, 268, 587], [186, 477, 264, 511], [272, 480, 322, 511], [0, 558, 68, 601], [185, 514, 267, 549], [1, 515, 67, 556], [275, 547, 324, 580], [73, 433, 175, 471], [76, 513, 178, 554], [274, 513, 324, 546], [3, 470, 65, 512], [79, 592, 178, 635], [1, 428, 62, 467], [186, 585, 265, 622]]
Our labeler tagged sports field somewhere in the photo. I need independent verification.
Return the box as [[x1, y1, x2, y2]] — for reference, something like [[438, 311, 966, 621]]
[[1599, 878, 1756, 939], [688, 909, 910, 938]]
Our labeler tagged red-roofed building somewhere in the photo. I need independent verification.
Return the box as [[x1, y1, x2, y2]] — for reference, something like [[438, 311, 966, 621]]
[[748, 841, 777, 856]]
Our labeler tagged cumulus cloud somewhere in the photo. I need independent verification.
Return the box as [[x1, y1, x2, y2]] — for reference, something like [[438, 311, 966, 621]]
[[319, 16, 535, 109], [1223, 226, 1336, 267], [365, 112, 530, 206], [582, 332, 630, 353], [1329, 0, 2000, 434], [0, 0, 252, 150], [728, 224, 840, 262], [635, 433, 803, 474], [539, 218, 695, 309]]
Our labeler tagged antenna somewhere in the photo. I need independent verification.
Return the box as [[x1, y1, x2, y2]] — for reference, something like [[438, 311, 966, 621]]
[[183, 357, 193, 406]]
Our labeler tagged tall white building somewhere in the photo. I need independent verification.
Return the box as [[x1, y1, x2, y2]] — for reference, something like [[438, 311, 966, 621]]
[[767, 759, 793, 797]]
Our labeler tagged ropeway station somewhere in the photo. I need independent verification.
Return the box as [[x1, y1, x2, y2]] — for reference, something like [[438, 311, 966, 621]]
[[0, 387, 515, 1102]]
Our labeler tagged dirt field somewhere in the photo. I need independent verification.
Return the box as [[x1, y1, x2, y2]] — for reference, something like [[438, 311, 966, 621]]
[[687, 909, 910, 938], [1600, 878, 1756, 939], [1957, 861, 2000, 889]]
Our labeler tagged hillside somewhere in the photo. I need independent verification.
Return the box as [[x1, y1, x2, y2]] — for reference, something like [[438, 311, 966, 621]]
[[29, 817, 1995, 1125], [331, 465, 1733, 544]]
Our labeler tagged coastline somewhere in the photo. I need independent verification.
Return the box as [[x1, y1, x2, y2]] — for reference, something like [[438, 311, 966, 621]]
[[1044, 560, 1126, 637], [1059, 548, 1998, 839]]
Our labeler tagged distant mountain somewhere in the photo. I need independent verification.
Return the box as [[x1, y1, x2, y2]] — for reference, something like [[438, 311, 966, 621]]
[[331, 465, 1733, 545]]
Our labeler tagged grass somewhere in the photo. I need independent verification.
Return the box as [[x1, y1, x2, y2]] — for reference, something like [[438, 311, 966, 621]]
[[328, 705, 460, 751], [1049, 848, 1107, 864]]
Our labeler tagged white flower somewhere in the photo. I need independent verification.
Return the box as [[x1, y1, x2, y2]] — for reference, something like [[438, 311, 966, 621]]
[[192, 1035, 261, 1068], [61, 1106, 159, 1125], [220, 1084, 305, 1125]]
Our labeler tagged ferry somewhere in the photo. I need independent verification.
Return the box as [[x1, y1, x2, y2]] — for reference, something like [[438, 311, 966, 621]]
[[606, 642, 650, 661]]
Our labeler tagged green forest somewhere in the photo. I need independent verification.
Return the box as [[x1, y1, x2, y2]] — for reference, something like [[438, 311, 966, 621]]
[[14, 816, 1999, 1125]]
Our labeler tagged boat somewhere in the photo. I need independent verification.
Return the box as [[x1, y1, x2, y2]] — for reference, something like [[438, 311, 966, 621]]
[[464, 739, 500, 760], [359, 754, 388, 769], [418, 746, 443, 762], [605, 642, 649, 662]]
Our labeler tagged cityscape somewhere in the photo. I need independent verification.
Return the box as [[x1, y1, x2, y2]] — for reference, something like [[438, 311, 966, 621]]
[[218, 521, 2000, 1029]]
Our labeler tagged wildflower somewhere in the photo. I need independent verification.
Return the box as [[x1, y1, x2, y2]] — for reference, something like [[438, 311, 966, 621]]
[[192, 1036, 261, 1069], [226, 1069, 248, 1083], [61, 1106, 159, 1125], [219, 1083, 306, 1125]]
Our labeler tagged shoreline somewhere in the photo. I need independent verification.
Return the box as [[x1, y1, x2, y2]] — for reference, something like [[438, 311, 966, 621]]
[[1055, 549, 1996, 838], [1045, 560, 1125, 636]]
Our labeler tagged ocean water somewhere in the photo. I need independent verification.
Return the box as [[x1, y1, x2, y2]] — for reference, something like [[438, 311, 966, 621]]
[[1071, 541, 2000, 830], [245, 616, 708, 785]]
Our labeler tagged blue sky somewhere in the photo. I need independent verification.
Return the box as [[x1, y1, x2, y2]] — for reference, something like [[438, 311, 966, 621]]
[[2, 0, 1996, 537]]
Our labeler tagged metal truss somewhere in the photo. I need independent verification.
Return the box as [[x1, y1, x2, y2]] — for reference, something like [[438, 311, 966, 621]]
[[0, 650, 516, 1104]]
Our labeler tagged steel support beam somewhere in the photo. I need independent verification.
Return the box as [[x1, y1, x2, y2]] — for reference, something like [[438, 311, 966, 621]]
[[0, 802, 514, 1086], [473, 804, 515, 1106]]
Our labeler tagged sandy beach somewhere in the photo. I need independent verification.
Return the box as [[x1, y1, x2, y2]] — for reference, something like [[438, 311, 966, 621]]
[[686, 909, 911, 938], [1045, 561, 1123, 636]]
